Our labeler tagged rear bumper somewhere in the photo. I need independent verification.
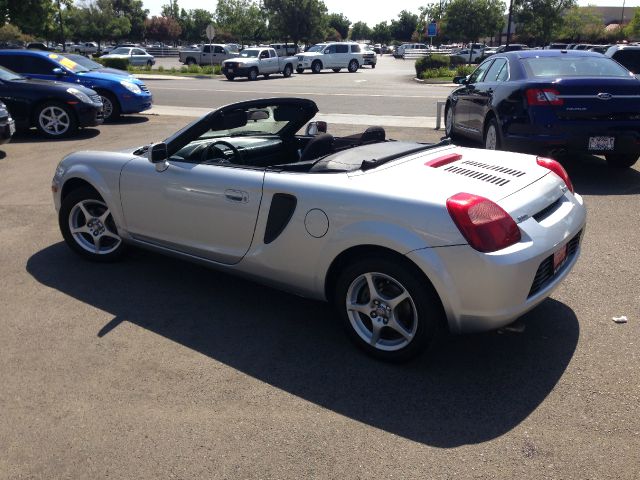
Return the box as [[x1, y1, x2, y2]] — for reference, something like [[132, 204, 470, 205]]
[[503, 121, 640, 157], [407, 192, 587, 334]]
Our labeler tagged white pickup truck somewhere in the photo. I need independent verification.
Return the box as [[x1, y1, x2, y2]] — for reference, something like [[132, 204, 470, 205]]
[[221, 48, 298, 81], [179, 44, 239, 66]]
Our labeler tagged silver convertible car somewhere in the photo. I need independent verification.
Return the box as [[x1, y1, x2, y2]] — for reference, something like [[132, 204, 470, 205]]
[[52, 98, 587, 360]]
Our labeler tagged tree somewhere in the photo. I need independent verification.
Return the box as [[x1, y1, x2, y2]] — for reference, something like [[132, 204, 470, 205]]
[[514, 0, 576, 45], [1, 0, 56, 38], [327, 12, 350, 40], [443, 0, 505, 43], [144, 15, 181, 42], [371, 22, 391, 44], [161, 0, 180, 19], [112, 0, 149, 40], [560, 6, 604, 41], [263, 0, 328, 45], [215, 0, 266, 44], [350, 21, 371, 41], [389, 10, 419, 42], [179, 8, 214, 43], [625, 8, 640, 40], [0, 23, 32, 43], [67, 1, 131, 46]]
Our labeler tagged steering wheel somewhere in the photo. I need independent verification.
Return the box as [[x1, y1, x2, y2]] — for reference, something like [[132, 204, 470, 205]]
[[200, 140, 243, 165]]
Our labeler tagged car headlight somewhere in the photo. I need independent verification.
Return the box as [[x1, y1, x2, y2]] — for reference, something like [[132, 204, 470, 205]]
[[120, 80, 142, 94], [66, 87, 92, 104]]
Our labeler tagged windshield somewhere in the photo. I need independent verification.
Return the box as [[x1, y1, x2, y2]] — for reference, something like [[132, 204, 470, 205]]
[[239, 49, 260, 58], [0, 65, 23, 81], [46, 53, 90, 73], [522, 56, 632, 77], [306, 44, 327, 52], [62, 54, 102, 70], [110, 48, 131, 55]]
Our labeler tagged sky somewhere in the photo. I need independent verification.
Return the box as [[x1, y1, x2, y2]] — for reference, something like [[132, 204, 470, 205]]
[[142, 0, 640, 27]]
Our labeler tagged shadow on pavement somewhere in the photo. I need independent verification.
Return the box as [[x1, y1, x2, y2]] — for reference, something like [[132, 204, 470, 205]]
[[10, 128, 100, 143], [27, 243, 579, 447], [108, 115, 149, 125]]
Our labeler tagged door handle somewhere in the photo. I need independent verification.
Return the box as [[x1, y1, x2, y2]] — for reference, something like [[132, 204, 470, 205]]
[[225, 189, 248, 202]]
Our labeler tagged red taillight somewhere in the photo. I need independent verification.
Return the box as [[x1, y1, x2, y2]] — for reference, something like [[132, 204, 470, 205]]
[[536, 156, 574, 193], [446, 193, 521, 253], [425, 153, 462, 168], [525, 88, 563, 106]]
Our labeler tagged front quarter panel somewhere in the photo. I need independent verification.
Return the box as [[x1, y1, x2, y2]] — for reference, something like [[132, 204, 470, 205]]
[[53, 151, 136, 237]]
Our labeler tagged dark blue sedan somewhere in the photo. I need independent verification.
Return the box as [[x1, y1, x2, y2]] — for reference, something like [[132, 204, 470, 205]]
[[445, 50, 640, 168]]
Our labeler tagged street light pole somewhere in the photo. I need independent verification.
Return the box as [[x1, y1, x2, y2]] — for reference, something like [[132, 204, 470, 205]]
[[621, 0, 626, 29], [505, 0, 514, 47]]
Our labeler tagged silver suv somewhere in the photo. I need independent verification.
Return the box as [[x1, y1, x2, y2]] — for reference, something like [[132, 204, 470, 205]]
[[296, 42, 364, 73]]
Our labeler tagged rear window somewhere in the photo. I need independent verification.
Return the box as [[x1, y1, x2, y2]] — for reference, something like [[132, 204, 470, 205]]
[[612, 50, 640, 74], [522, 56, 631, 78]]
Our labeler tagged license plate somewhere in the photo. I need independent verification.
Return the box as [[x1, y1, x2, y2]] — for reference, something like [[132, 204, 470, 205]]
[[588, 136, 615, 151], [227, 68, 233, 73], [553, 244, 568, 273]]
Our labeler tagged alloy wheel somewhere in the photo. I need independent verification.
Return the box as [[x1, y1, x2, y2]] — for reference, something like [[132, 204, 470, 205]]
[[38, 106, 70, 136], [68, 199, 122, 255]]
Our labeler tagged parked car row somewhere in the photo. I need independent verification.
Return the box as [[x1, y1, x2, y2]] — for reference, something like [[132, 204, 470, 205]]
[[0, 49, 153, 140]]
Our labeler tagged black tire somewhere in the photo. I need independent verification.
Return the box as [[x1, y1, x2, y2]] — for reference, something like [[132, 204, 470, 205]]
[[483, 117, 501, 150], [333, 256, 444, 361], [605, 153, 639, 168], [296, 67, 304, 74], [311, 60, 322, 74], [98, 91, 121, 122], [348, 59, 359, 73], [146, 60, 153, 67], [59, 187, 125, 262], [34, 102, 78, 139], [186, 58, 196, 66], [371, 63, 376, 69], [225, 74, 235, 81], [444, 103, 458, 140], [248, 68, 258, 81], [283, 64, 292, 77], [332, 68, 341, 72], [263, 73, 270, 79]]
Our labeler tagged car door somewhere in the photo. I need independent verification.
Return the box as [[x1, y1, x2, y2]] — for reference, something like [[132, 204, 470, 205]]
[[120, 156, 264, 265], [131, 48, 147, 66], [258, 49, 277, 74], [452, 59, 494, 136], [322, 44, 337, 68], [213, 46, 229, 64], [335, 44, 349, 67], [467, 57, 508, 133], [200, 44, 213, 65], [266, 49, 280, 73]]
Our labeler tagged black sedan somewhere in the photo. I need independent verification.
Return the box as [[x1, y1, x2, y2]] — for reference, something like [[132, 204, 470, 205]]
[[0, 100, 15, 144], [445, 50, 640, 168], [0, 65, 103, 138]]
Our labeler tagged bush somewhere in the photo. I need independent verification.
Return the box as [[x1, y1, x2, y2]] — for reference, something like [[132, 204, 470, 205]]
[[180, 66, 188, 73], [157, 65, 164, 72], [449, 55, 467, 66], [420, 67, 454, 79], [187, 64, 202, 74], [96, 57, 129, 70], [415, 54, 450, 76], [455, 65, 475, 77]]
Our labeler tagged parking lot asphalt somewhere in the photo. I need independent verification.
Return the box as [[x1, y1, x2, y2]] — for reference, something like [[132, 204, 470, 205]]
[[1, 113, 640, 477]]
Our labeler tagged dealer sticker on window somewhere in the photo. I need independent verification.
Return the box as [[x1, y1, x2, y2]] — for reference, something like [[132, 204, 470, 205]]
[[588, 136, 615, 151]]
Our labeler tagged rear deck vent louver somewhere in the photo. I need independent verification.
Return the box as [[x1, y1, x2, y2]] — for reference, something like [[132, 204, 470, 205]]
[[443, 166, 511, 186], [460, 160, 526, 177]]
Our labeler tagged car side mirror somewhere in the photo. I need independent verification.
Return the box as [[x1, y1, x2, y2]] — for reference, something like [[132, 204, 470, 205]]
[[305, 121, 327, 136], [147, 142, 168, 164], [453, 76, 468, 85], [52, 68, 65, 76]]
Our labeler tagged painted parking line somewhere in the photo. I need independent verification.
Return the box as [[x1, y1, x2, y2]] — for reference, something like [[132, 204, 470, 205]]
[[147, 105, 439, 128]]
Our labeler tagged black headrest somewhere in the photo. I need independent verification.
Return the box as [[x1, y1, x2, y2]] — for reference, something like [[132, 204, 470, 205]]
[[361, 126, 386, 144], [300, 133, 334, 162]]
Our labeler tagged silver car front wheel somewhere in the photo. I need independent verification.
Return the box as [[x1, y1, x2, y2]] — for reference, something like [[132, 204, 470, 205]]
[[60, 187, 125, 261]]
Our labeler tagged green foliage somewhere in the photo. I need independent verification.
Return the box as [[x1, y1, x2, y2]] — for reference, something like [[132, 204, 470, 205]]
[[514, 0, 576, 45], [420, 67, 454, 79], [263, 0, 328, 45], [97, 57, 130, 69], [415, 54, 450, 75], [144, 15, 181, 41], [216, 0, 266, 44], [455, 64, 475, 76], [449, 55, 466, 66], [371, 22, 391, 44], [0, 23, 32, 43], [350, 21, 372, 41], [157, 65, 165, 72], [442, 0, 506, 42], [327, 12, 350, 40], [390, 10, 419, 41], [625, 8, 640, 40], [178, 8, 215, 43], [180, 65, 188, 73], [66, 0, 132, 44], [560, 5, 604, 41], [112, 0, 149, 40], [187, 63, 200, 73], [0, 0, 55, 38]]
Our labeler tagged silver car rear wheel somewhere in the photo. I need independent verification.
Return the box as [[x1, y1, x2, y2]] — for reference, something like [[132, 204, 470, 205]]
[[334, 256, 443, 361], [346, 272, 418, 352]]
